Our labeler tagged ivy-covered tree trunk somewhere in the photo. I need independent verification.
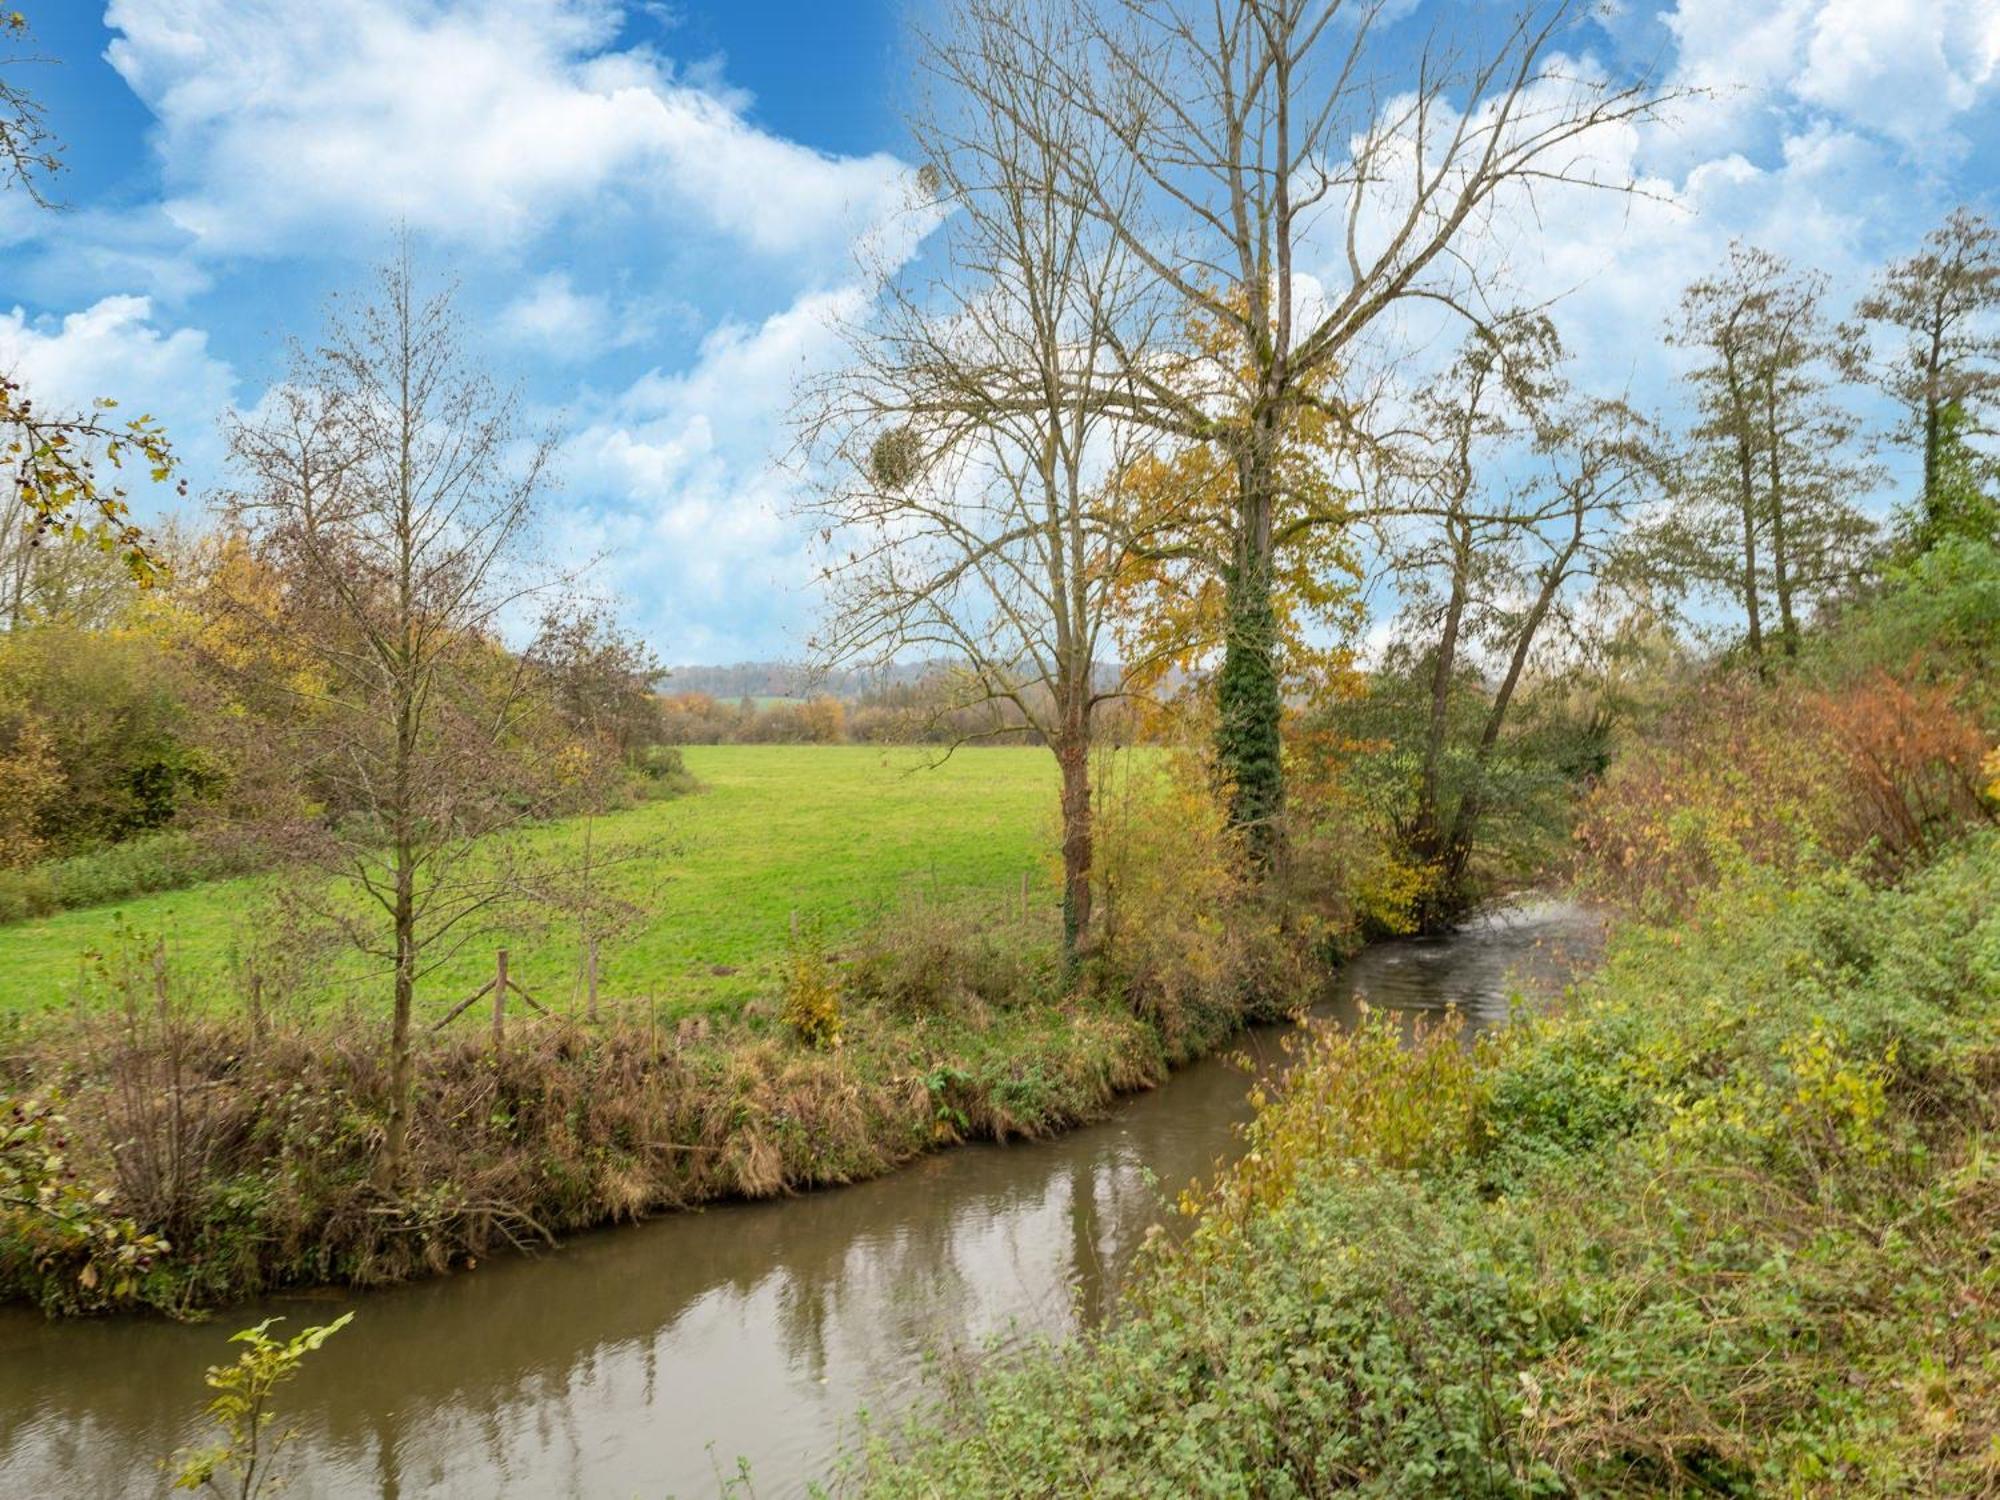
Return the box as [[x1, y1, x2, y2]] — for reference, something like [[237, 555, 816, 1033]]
[[1216, 568, 1284, 869], [1217, 422, 1286, 872]]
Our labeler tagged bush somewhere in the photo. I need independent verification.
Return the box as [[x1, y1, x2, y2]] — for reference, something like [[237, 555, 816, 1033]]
[[781, 924, 844, 1049], [860, 830, 2000, 1498], [633, 744, 699, 799], [1090, 754, 1319, 1055], [1574, 668, 1993, 915], [846, 904, 1052, 1020]]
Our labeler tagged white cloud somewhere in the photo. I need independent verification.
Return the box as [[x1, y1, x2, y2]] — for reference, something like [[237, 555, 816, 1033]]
[[557, 285, 868, 660], [0, 295, 236, 503], [1666, 0, 2000, 159], [103, 0, 914, 263]]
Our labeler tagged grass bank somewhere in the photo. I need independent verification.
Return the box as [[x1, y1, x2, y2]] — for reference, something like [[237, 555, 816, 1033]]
[[1, 750, 1316, 1317], [852, 830, 2000, 1497], [0, 745, 1066, 1019]]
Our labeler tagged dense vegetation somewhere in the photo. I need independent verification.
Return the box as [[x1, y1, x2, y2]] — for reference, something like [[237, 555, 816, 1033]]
[[856, 830, 2000, 1496], [846, 544, 2000, 1496]]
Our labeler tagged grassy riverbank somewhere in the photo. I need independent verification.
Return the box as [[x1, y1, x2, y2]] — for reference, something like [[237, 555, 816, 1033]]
[[0, 752, 1319, 1317], [853, 830, 2000, 1496], [0, 745, 1066, 1018]]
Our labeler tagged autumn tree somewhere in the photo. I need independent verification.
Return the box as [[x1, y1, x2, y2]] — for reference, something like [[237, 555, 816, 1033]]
[[219, 253, 558, 1185], [804, 0, 1162, 962], [1109, 307, 1365, 736], [1662, 244, 1877, 662], [1850, 208, 1999, 542], [973, 0, 1675, 871]]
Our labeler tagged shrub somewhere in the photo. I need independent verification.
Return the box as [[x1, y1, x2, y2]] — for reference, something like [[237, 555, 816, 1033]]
[[846, 904, 1050, 1020], [0, 830, 270, 925], [1091, 754, 1318, 1054], [781, 924, 844, 1049], [1574, 667, 1993, 915], [633, 744, 699, 799]]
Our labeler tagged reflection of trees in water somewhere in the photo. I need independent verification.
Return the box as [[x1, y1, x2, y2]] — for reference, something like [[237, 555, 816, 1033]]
[[7, 1028, 1315, 1497]]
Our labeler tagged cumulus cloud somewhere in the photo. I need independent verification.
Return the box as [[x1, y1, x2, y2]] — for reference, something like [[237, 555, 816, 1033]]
[[0, 295, 236, 502], [1666, 0, 2000, 160], [103, 0, 913, 262], [556, 285, 868, 660], [37, 0, 2000, 663]]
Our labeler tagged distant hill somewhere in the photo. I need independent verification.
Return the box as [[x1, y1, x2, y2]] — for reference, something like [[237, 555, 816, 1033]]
[[661, 659, 1142, 702], [660, 661, 941, 701]]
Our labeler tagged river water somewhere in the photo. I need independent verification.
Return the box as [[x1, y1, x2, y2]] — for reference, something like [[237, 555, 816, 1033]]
[[1, 898, 1604, 1499]]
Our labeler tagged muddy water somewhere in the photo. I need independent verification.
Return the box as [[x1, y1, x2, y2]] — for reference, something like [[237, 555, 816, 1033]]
[[1, 899, 1604, 1499]]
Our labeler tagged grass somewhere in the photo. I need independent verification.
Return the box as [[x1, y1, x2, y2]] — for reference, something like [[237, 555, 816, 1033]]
[[0, 745, 1068, 1021]]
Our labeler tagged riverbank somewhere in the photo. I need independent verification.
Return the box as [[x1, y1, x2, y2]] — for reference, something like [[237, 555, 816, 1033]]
[[1, 837, 1327, 1317], [857, 829, 2000, 1496], [1, 896, 1602, 1498]]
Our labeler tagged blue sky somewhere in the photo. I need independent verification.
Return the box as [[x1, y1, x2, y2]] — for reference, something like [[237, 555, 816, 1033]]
[[2, 0, 1996, 663]]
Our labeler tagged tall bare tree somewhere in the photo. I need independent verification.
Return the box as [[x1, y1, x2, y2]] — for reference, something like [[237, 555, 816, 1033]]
[[1850, 207, 2000, 538], [804, 0, 1163, 962], [220, 252, 557, 1184], [1665, 244, 1877, 663], [969, 0, 1675, 870]]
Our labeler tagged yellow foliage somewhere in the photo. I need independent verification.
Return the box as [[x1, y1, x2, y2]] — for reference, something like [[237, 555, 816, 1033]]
[[782, 928, 844, 1050], [0, 715, 59, 868], [1108, 298, 1365, 725]]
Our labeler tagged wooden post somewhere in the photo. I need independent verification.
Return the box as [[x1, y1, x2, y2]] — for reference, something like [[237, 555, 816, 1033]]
[[492, 948, 509, 1048], [789, 908, 799, 942], [249, 971, 264, 1040], [1020, 869, 1030, 924], [153, 940, 170, 1022], [586, 937, 599, 1023]]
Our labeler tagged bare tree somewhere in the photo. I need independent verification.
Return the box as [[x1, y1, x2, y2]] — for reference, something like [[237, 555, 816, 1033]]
[[967, 0, 1677, 870], [803, 0, 1164, 963], [1665, 244, 1878, 663], [1370, 317, 1657, 922], [1850, 207, 2000, 535], [219, 251, 557, 1184]]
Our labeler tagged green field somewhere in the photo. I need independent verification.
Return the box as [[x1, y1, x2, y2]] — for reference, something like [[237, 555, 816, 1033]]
[[0, 745, 1066, 1019]]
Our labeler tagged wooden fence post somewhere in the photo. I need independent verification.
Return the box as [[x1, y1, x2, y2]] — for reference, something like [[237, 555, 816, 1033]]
[[1020, 869, 1030, 924], [586, 937, 599, 1023], [249, 970, 264, 1041], [153, 939, 170, 1021], [492, 948, 509, 1048]]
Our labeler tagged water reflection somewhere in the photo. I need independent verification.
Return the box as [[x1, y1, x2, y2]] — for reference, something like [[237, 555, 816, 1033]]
[[0, 901, 1602, 1499]]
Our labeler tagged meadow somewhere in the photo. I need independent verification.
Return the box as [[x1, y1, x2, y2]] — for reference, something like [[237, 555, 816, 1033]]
[[0, 744, 1068, 1020]]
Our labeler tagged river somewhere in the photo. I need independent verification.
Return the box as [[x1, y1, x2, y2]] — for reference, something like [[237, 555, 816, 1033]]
[[0, 898, 1604, 1498]]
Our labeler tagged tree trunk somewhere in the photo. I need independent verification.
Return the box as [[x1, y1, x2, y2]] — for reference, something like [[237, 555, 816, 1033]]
[[1056, 729, 1092, 965], [1922, 398, 1942, 532], [1765, 390, 1798, 655], [1735, 434, 1765, 666], [377, 859, 416, 1188], [1413, 517, 1470, 868], [1216, 426, 1284, 870]]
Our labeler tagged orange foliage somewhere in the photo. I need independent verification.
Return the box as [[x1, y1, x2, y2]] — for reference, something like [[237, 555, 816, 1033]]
[[1576, 668, 1994, 913]]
